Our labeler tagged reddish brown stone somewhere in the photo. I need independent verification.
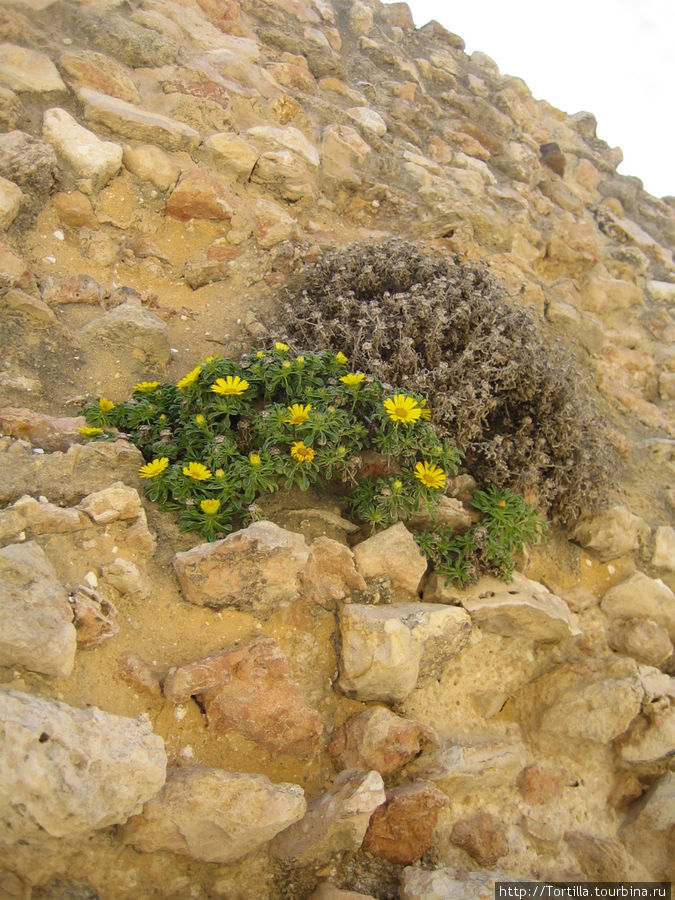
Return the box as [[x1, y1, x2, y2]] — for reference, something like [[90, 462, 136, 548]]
[[362, 781, 448, 865], [60, 51, 140, 105], [328, 706, 439, 776], [42, 274, 104, 306], [117, 651, 163, 698], [166, 168, 236, 221], [52, 191, 97, 228], [450, 812, 508, 866], [162, 79, 232, 108], [299, 536, 366, 608], [540, 142, 565, 177], [517, 764, 567, 805], [71, 587, 118, 649], [163, 637, 323, 758], [266, 62, 318, 93], [0, 407, 85, 451]]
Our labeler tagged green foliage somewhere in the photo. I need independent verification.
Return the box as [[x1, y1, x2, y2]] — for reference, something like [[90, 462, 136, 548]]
[[81, 346, 462, 545], [415, 487, 547, 587]]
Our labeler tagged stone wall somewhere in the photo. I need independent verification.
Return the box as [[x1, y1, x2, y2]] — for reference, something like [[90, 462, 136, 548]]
[[0, 0, 673, 897]]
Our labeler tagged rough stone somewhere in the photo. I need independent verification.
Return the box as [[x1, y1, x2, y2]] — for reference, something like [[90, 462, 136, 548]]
[[102, 557, 150, 600], [0, 175, 22, 229], [122, 765, 305, 864], [618, 704, 675, 765], [79, 88, 200, 153], [270, 769, 385, 863], [601, 572, 675, 640], [352, 522, 427, 595], [77, 301, 171, 370], [253, 198, 297, 248], [70, 586, 119, 649], [346, 107, 387, 137], [247, 124, 319, 167], [117, 651, 162, 698], [460, 572, 579, 641], [564, 831, 637, 881], [174, 520, 309, 615], [4, 494, 88, 537], [579, 275, 645, 314], [403, 739, 527, 789], [52, 191, 97, 228], [362, 781, 448, 865], [60, 49, 140, 105], [320, 123, 371, 188], [68, 7, 178, 68], [328, 707, 439, 776], [0, 408, 85, 451], [631, 772, 675, 831], [513, 659, 643, 744], [298, 536, 366, 607], [400, 867, 503, 900], [450, 812, 509, 867], [338, 602, 472, 703], [203, 132, 259, 180], [123, 143, 180, 192], [0, 690, 166, 845], [0, 43, 66, 93], [607, 618, 673, 667], [76, 482, 142, 525], [166, 167, 236, 221], [0, 130, 57, 201], [543, 219, 602, 277], [517, 764, 567, 805], [571, 505, 650, 561], [652, 526, 675, 573], [0, 85, 21, 130], [43, 108, 122, 191], [163, 637, 323, 758], [251, 150, 317, 201], [0, 541, 76, 677]]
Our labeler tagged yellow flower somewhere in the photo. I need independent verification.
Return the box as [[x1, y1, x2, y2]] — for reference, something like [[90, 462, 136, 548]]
[[296, 355, 305, 365], [340, 372, 366, 387], [139, 457, 169, 478], [290, 441, 315, 463], [282, 360, 291, 369], [183, 462, 211, 481], [211, 375, 249, 396], [176, 366, 201, 390], [78, 426, 102, 437], [201, 355, 222, 364], [214, 468, 225, 479], [335, 351, 348, 365], [284, 403, 311, 425], [256, 350, 265, 359], [200, 498, 221, 515], [414, 461, 446, 490], [392, 479, 403, 492], [134, 381, 160, 393], [275, 341, 289, 352], [98, 397, 115, 413], [194, 413, 206, 426], [384, 394, 422, 424], [249, 453, 261, 466], [420, 399, 431, 421]]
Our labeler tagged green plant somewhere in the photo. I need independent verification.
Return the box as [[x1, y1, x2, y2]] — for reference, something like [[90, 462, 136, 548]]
[[81, 345, 462, 544], [280, 240, 616, 525], [415, 487, 547, 587]]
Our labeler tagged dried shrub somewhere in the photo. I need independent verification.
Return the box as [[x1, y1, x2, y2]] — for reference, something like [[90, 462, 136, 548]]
[[280, 240, 614, 525]]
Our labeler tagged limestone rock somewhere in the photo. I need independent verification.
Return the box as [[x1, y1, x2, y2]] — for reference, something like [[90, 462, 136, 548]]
[[174, 520, 310, 615], [123, 144, 180, 192], [580, 274, 645, 314], [246, 124, 319, 167], [618, 704, 675, 764], [0, 131, 57, 206], [0, 86, 21, 131], [270, 769, 385, 863], [632, 772, 675, 831], [352, 522, 427, 595], [122, 765, 305, 864], [319, 123, 371, 189], [0, 690, 166, 845], [78, 301, 170, 369], [652, 526, 675, 573], [403, 739, 527, 789], [601, 572, 675, 640], [400, 867, 503, 900], [571, 505, 650, 561], [607, 618, 673, 667], [102, 557, 150, 599], [203, 132, 259, 180], [43, 107, 122, 190], [348, 2, 373, 36], [450, 811, 508, 867], [328, 707, 439, 776], [299, 536, 366, 607], [362, 781, 448, 865], [544, 219, 602, 278], [253, 198, 296, 248], [163, 637, 323, 758], [460, 572, 579, 642], [41, 272, 103, 305], [251, 150, 317, 202], [564, 831, 637, 881], [68, 7, 178, 68], [0, 541, 76, 677], [166, 168, 236, 221], [70, 586, 119, 649], [0, 407, 85, 451], [346, 107, 387, 137], [117, 651, 162, 698], [77, 482, 142, 525], [338, 603, 472, 703], [517, 764, 567, 805], [6, 494, 87, 537], [513, 659, 643, 744], [59, 49, 140, 105], [0, 175, 22, 229], [79, 88, 200, 153], [0, 43, 66, 93], [52, 191, 97, 228]]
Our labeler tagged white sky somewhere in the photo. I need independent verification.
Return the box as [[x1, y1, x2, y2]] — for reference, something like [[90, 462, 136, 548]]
[[398, 0, 674, 199]]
